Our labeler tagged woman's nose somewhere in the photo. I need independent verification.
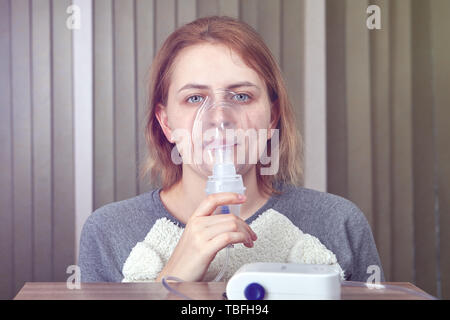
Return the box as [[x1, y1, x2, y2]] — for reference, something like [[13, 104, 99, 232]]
[[206, 107, 235, 129]]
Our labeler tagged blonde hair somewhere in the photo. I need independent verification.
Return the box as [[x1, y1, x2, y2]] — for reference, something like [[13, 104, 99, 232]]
[[141, 16, 303, 196]]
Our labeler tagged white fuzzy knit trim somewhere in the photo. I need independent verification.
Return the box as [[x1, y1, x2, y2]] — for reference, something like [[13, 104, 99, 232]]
[[122, 242, 163, 282], [287, 233, 345, 280], [121, 209, 345, 282], [122, 217, 182, 282]]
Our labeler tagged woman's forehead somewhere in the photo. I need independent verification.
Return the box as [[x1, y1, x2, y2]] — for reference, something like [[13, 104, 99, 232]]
[[169, 43, 265, 93]]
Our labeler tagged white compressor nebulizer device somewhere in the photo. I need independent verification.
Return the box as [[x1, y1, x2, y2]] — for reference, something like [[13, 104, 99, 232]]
[[226, 263, 341, 300], [225, 262, 438, 300]]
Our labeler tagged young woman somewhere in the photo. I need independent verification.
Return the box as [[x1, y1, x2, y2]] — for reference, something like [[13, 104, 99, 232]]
[[79, 16, 384, 283]]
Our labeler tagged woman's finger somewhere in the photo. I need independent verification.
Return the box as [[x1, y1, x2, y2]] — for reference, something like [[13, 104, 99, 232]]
[[202, 219, 253, 244], [191, 193, 246, 218], [206, 232, 250, 254], [203, 214, 258, 241]]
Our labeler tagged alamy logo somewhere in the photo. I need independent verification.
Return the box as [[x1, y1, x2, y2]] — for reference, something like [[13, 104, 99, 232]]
[[66, 265, 81, 289], [66, 5, 81, 30], [367, 5, 381, 30], [366, 265, 382, 289]]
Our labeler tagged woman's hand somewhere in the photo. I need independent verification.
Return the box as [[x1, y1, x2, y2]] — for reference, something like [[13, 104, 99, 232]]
[[156, 192, 258, 282]]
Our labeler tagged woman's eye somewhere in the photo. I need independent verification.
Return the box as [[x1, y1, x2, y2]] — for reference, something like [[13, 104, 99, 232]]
[[233, 93, 251, 103], [186, 95, 204, 104]]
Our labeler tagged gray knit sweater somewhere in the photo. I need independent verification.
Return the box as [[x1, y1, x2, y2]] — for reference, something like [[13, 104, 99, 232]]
[[79, 184, 384, 283]]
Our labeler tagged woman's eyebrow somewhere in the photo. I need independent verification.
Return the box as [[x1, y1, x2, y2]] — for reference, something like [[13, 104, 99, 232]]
[[226, 81, 259, 90], [177, 83, 209, 93], [177, 81, 259, 93]]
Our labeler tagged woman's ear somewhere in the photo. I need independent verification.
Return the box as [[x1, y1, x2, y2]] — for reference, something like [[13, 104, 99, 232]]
[[155, 103, 174, 143]]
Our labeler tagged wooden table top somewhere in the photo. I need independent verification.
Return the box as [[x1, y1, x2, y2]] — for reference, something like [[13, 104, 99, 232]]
[[13, 282, 434, 300]]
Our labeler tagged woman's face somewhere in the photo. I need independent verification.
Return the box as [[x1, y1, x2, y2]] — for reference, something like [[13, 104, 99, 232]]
[[157, 43, 275, 177]]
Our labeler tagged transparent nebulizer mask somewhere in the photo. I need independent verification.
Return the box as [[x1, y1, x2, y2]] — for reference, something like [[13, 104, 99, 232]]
[[191, 89, 248, 216]]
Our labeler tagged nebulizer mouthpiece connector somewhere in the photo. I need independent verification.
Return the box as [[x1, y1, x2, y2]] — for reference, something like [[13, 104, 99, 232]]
[[212, 145, 235, 175]]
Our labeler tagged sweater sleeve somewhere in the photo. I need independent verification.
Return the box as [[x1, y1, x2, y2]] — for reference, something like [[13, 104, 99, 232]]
[[344, 204, 385, 282], [78, 217, 122, 282]]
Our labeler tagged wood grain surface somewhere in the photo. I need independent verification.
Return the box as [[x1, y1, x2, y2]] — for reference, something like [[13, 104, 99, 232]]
[[13, 282, 434, 300]]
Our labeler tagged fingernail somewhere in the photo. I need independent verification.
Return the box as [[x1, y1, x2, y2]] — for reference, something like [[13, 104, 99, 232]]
[[237, 194, 246, 200]]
